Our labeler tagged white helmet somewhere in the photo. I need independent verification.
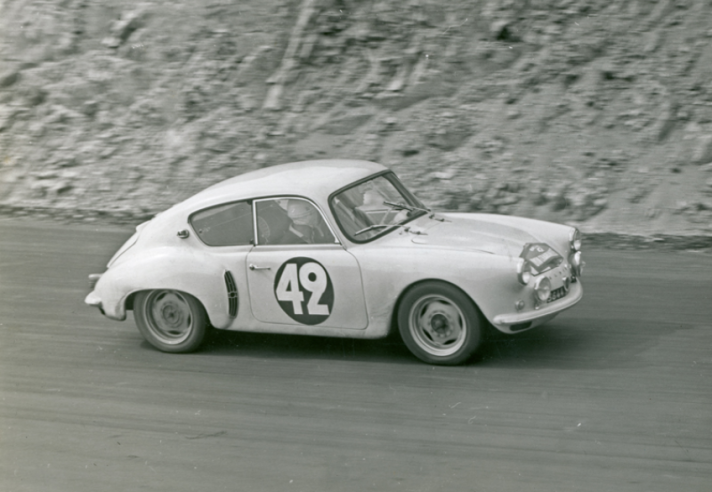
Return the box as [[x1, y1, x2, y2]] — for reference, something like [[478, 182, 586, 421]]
[[287, 200, 317, 226]]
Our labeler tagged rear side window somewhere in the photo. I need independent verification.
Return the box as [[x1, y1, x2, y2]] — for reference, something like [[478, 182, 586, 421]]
[[190, 201, 253, 246]]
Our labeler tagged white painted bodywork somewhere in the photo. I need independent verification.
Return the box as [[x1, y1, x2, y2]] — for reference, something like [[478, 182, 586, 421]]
[[85, 159, 583, 339]]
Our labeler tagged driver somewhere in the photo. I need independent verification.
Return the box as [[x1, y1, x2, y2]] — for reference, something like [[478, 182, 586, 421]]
[[357, 188, 408, 224], [281, 200, 331, 244]]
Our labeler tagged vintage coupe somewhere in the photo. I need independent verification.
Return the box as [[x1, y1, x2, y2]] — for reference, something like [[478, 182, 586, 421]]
[[86, 159, 584, 365]]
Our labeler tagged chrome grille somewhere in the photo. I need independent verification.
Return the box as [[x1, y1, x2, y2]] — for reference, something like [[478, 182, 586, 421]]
[[547, 286, 568, 303], [224, 271, 238, 317]]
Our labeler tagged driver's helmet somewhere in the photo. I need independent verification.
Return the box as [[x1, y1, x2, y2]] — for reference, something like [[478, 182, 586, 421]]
[[287, 200, 318, 227], [362, 189, 385, 207]]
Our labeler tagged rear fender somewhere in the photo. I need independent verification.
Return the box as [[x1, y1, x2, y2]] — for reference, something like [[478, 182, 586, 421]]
[[95, 247, 234, 328]]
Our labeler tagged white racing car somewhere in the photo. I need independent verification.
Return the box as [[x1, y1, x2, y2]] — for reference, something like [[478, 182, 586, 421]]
[[86, 159, 584, 365]]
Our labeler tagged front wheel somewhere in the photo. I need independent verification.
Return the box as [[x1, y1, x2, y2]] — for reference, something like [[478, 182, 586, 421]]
[[134, 290, 208, 353], [398, 282, 484, 365]]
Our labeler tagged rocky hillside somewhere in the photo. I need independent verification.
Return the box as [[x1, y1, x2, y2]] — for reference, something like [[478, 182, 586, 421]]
[[1, 0, 712, 236]]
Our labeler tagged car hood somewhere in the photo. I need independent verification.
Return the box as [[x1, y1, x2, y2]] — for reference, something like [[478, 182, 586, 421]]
[[384, 213, 550, 257]]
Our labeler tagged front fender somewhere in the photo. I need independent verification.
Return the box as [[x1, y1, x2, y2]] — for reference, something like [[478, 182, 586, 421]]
[[88, 246, 234, 328], [352, 245, 518, 335]]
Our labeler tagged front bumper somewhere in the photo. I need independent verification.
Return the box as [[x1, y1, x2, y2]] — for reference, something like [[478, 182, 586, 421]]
[[492, 281, 583, 333]]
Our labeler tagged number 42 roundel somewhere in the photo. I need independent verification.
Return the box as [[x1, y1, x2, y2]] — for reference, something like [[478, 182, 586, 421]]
[[274, 257, 334, 325]]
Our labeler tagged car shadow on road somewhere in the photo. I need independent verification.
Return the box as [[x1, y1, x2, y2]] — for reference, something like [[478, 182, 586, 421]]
[[477, 316, 689, 370], [199, 328, 417, 364], [191, 316, 687, 369]]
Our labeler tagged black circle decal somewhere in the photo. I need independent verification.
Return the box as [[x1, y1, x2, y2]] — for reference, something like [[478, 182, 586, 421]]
[[274, 257, 334, 325]]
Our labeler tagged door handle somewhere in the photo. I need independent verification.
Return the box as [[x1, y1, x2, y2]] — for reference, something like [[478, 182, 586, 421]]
[[249, 264, 271, 271]]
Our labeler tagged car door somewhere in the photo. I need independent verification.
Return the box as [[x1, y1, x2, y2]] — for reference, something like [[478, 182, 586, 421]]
[[246, 197, 368, 329]]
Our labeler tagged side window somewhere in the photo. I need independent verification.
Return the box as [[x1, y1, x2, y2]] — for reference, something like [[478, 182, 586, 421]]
[[255, 198, 335, 245], [190, 201, 253, 246]]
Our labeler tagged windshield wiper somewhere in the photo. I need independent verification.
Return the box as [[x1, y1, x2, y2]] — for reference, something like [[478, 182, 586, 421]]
[[353, 223, 427, 237], [383, 201, 450, 222], [383, 201, 430, 214], [353, 224, 395, 236]]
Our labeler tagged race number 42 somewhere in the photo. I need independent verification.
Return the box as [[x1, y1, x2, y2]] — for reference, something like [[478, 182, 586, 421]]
[[274, 257, 334, 325]]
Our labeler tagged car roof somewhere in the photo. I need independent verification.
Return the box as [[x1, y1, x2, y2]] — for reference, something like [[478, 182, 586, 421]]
[[171, 159, 387, 214]]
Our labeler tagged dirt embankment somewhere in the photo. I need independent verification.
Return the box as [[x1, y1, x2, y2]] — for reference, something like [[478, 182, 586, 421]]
[[1, 0, 712, 238]]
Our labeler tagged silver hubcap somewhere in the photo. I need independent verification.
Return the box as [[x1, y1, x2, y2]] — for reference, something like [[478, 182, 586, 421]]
[[145, 291, 193, 345], [409, 294, 466, 356]]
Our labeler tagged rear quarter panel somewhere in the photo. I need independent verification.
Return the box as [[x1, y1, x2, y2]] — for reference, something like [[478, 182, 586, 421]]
[[94, 241, 236, 329]]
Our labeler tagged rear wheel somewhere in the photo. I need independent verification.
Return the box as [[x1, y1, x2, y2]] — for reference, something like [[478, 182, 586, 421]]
[[398, 282, 483, 365], [134, 290, 207, 353]]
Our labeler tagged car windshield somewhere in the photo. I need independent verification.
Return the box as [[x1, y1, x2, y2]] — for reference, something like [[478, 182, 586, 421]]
[[329, 173, 428, 242]]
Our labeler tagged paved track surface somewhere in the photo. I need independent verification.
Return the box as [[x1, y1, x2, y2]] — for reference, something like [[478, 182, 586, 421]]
[[1, 219, 711, 492]]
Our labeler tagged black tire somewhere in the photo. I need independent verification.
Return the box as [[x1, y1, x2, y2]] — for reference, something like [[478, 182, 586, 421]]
[[397, 281, 484, 365], [134, 290, 208, 353]]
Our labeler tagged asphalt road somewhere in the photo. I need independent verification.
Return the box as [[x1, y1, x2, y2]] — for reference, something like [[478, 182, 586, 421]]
[[1, 218, 711, 492]]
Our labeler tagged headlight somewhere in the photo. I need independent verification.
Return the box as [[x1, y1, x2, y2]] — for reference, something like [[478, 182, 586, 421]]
[[516, 258, 532, 285], [534, 276, 551, 303], [570, 251, 584, 278], [569, 228, 582, 252]]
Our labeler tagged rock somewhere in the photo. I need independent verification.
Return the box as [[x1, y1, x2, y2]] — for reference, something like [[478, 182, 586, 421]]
[[643, 31, 662, 53], [0, 109, 14, 132], [82, 101, 99, 117], [653, 100, 678, 142], [21, 86, 47, 106], [530, 184, 548, 206], [428, 128, 469, 151], [626, 182, 650, 203], [496, 194, 520, 206], [695, 200, 712, 211], [401, 147, 420, 157], [598, 61, 617, 81], [29, 177, 72, 197], [321, 111, 374, 135], [103, 9, 146, 48], [43, 105, 81, 125], [50, 181, 73, 195], [430, 169, 456, 180], [55, 155, 78, 168], [0, 69, 20, 88], [32, 170, 60, 180], [101, 37, 122, 49], [593, 197, 608, 210], [545, 185, 568, 211], [506, 108, 521, 119], [235, 46, 273, 86], [30, 181, 51, 197], [673, 200, 689, 214], [28, 121, 45, 137], [645, 208, 660, 219], [693, 134, 712, 164], [490, 20, 512, 41]]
